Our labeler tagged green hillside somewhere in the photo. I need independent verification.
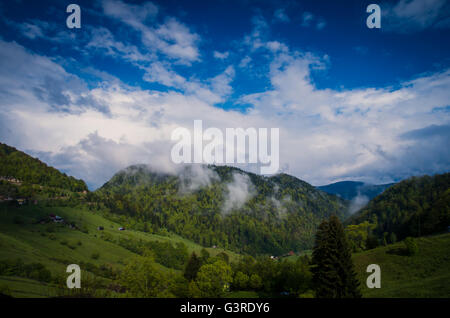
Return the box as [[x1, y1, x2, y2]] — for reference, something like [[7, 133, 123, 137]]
[[353, 233, 450, 298], [0, 203, 239, 297], [95, 164, 349, 255], [0, 142, 87, 193], [348, 173, 450, 241]]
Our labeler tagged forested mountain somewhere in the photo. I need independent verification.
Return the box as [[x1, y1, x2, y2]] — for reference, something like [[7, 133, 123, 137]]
[[1, 140, 449, 298], [317, 181, 394, 201], [348, 173, 450, 240], [95, 164, 349, 255], [0, 142, 87, 192]]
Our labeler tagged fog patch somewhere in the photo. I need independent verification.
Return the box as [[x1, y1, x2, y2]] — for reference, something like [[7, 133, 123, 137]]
[[222, 172, 255, 214], [270, 195, 292, 218], [348, 193, 370, 214], [178, 164, 220, 193]]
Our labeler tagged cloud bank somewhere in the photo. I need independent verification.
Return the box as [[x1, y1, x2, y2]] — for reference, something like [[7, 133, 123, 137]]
[[0, 1, 449, 190]]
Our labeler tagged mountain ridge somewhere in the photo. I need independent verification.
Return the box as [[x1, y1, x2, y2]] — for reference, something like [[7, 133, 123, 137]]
[[95, 164, 349, 254], [317, 181, 394, 201], [347, 173, 450, 241]]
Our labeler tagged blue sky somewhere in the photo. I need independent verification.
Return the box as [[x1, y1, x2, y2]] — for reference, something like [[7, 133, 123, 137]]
[[0, 0, 449, 189]]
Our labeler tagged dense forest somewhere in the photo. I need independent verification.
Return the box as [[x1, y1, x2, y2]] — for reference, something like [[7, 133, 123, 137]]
[[94, 164, 349, 255], [0, 143, 87, 192], [348, 173, 450, 241]]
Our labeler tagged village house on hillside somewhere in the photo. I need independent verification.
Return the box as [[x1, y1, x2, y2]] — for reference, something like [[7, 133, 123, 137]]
[[49, 214, 64, 223], [0, 195, 13, 203], [0, 176, 22, 185]]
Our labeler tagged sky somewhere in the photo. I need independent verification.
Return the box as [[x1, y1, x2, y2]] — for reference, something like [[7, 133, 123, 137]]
[[0, 0, 449, 189]]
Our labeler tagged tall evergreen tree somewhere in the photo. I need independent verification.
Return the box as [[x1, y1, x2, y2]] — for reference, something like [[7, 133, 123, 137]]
[[184, 252, 202, 281], [312, 215, 361, 298]]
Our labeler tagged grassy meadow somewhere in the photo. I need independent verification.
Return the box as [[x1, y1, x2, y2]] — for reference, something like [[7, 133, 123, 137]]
[[0, 203, 239, 297]]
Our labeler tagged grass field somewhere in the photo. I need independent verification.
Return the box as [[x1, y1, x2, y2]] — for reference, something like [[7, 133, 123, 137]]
[[353, 233, 450, 298], [0, 203, 240, 297], [1, 203, 449, 298], [280, 233, 450, 298], [0, 276, 58, 297]]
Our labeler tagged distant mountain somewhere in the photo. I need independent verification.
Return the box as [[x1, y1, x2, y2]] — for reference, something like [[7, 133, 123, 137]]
[[0, 142, 87, 193], [96, 164, 349, 255], [348, 173, 450, 240], [317, 181, 394, 201]]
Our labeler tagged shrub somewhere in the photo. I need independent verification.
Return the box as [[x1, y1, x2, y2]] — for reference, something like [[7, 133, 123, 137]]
[[100, 232, 113, 242], [249, 273, 262, 290], [91, 252, 100, 260], [299, 290, 314, 298], [79, 224, 89, 234], [404, 237, 418, 256], [0, 260, 52, 283], [29, 268, 52, 283], [67, 243, 76, 250], [196, 260, 233, 297], [233, 271, 249, 290], [366, 235, 380, 250], [13, 216, 25, 224], [0, 284, 11, 296], [389, 232, 397, 244], [216, 252, 229, 264], [46, 225, 55, 233], [157, 227, 169, 237]]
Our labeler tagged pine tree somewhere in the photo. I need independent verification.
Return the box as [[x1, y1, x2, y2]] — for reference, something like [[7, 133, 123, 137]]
[[312, 215, 361, 298], [184, 252, 202, 281]]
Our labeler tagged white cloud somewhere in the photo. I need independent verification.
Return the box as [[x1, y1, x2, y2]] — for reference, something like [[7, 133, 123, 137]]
[[6, 19, 77, 43], [301, 12, 314, 27], [102, 0, 158, 24], [239, 56, 252, 68], [243, 15, 270, 51], [239, 46, 450, 184], [273, 9, 290, 23], [209, 66, 235, 98], [266, 41, 289, 53], [213, 51, 229, 60], [17, 22, 44, 39], [383, 0, 450, 32], [101, 0, 200, 64], [87, 27, 152, 62], [300, 12, 326, 30], [142, 62, 235, 105], [0, 26, 449, 191], [142, 61, 187, 88]]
